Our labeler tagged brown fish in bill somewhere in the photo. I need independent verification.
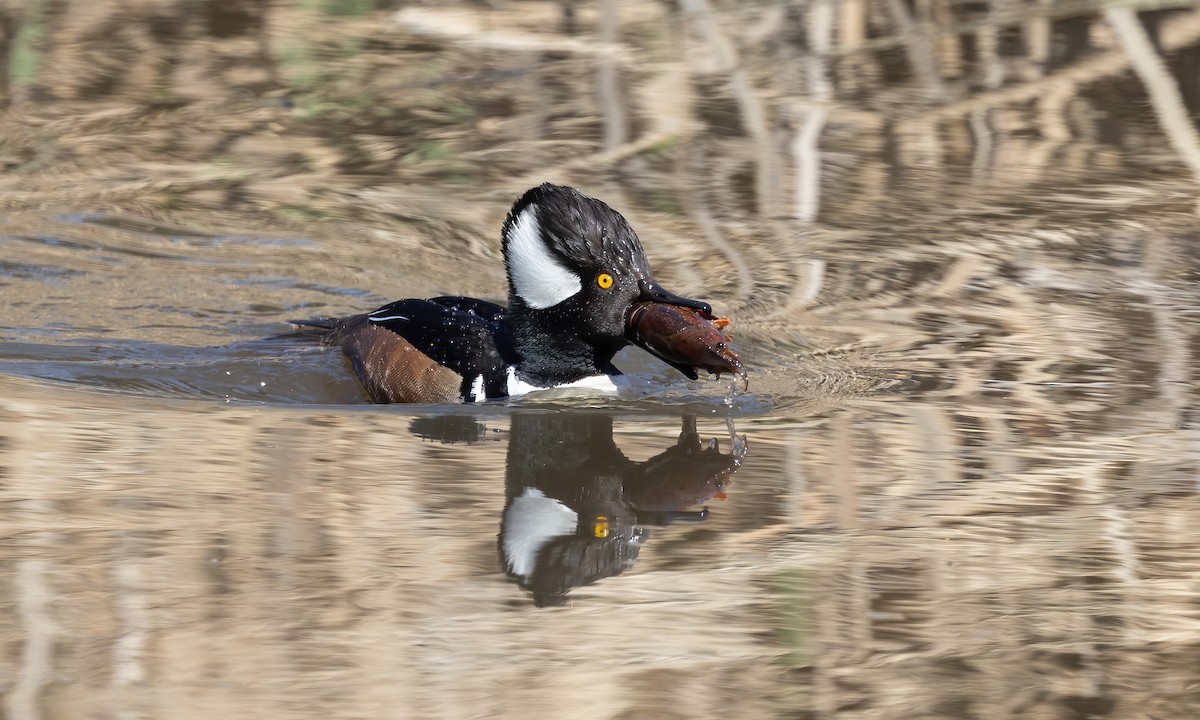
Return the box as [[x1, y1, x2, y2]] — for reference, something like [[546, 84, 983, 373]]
[[626, 302, 748, 390]]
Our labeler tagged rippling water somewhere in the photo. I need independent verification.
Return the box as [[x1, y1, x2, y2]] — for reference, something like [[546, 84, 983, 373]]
[[3, 1, 1200, 718]]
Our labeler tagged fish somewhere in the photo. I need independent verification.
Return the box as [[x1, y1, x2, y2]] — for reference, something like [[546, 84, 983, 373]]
[[626, 302, 748, 390]]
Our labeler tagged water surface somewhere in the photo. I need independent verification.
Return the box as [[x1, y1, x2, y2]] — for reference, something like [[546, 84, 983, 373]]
[[3, 1, 1200, 718]]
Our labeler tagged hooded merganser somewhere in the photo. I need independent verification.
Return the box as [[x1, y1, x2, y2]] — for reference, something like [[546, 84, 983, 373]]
[[293, 183, 717, 403]]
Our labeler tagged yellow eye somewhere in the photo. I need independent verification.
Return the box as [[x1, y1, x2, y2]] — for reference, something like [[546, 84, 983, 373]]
[[597, 273, 614, 289]]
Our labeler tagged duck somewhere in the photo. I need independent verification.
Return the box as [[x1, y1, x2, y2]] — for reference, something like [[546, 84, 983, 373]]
[[292, 183, 718, 403]]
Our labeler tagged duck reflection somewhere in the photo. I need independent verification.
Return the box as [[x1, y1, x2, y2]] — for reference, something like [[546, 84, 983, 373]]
[[412, 411, 746, 606], [500, 412, 745, 607]]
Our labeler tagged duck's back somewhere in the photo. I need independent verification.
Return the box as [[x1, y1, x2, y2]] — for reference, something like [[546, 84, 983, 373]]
[[293, 296, 513, 404]]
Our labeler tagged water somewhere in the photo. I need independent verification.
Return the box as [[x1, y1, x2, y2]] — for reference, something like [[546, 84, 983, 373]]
[[3, 1, 1200, 718]]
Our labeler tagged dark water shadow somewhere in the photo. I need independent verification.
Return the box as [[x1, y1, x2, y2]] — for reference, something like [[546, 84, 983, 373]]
[[0, 330, 771, 413], [0, 335, 369, 404]]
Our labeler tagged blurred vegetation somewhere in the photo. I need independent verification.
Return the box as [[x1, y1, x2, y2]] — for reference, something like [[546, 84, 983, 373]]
[[0, 0, 1197, 247], [773, 568, 816, 669], [8, 0, 45, 88]]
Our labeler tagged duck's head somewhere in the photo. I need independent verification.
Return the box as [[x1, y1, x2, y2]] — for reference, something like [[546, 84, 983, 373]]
[[501, 183, 712, 383]]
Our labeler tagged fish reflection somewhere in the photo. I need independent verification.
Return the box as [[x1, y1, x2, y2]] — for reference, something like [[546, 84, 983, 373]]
[[499, 412, 746, 607]]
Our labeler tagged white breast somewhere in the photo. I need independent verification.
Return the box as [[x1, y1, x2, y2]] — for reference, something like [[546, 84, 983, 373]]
[[504, 367, 624, 399]]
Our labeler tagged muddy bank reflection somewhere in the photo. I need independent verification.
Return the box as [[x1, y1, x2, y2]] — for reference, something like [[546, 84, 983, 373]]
[[0, 376, 774, 718], [4, 370, 1200, 717]]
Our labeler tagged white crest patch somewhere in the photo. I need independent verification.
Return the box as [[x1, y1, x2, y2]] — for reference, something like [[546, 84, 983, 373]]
[[501, 488, 579, 578], [505, 205, 582, 309]]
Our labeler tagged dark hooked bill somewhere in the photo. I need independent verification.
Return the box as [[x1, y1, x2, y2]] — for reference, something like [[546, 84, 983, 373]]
[[636, 278, 712, 316]]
